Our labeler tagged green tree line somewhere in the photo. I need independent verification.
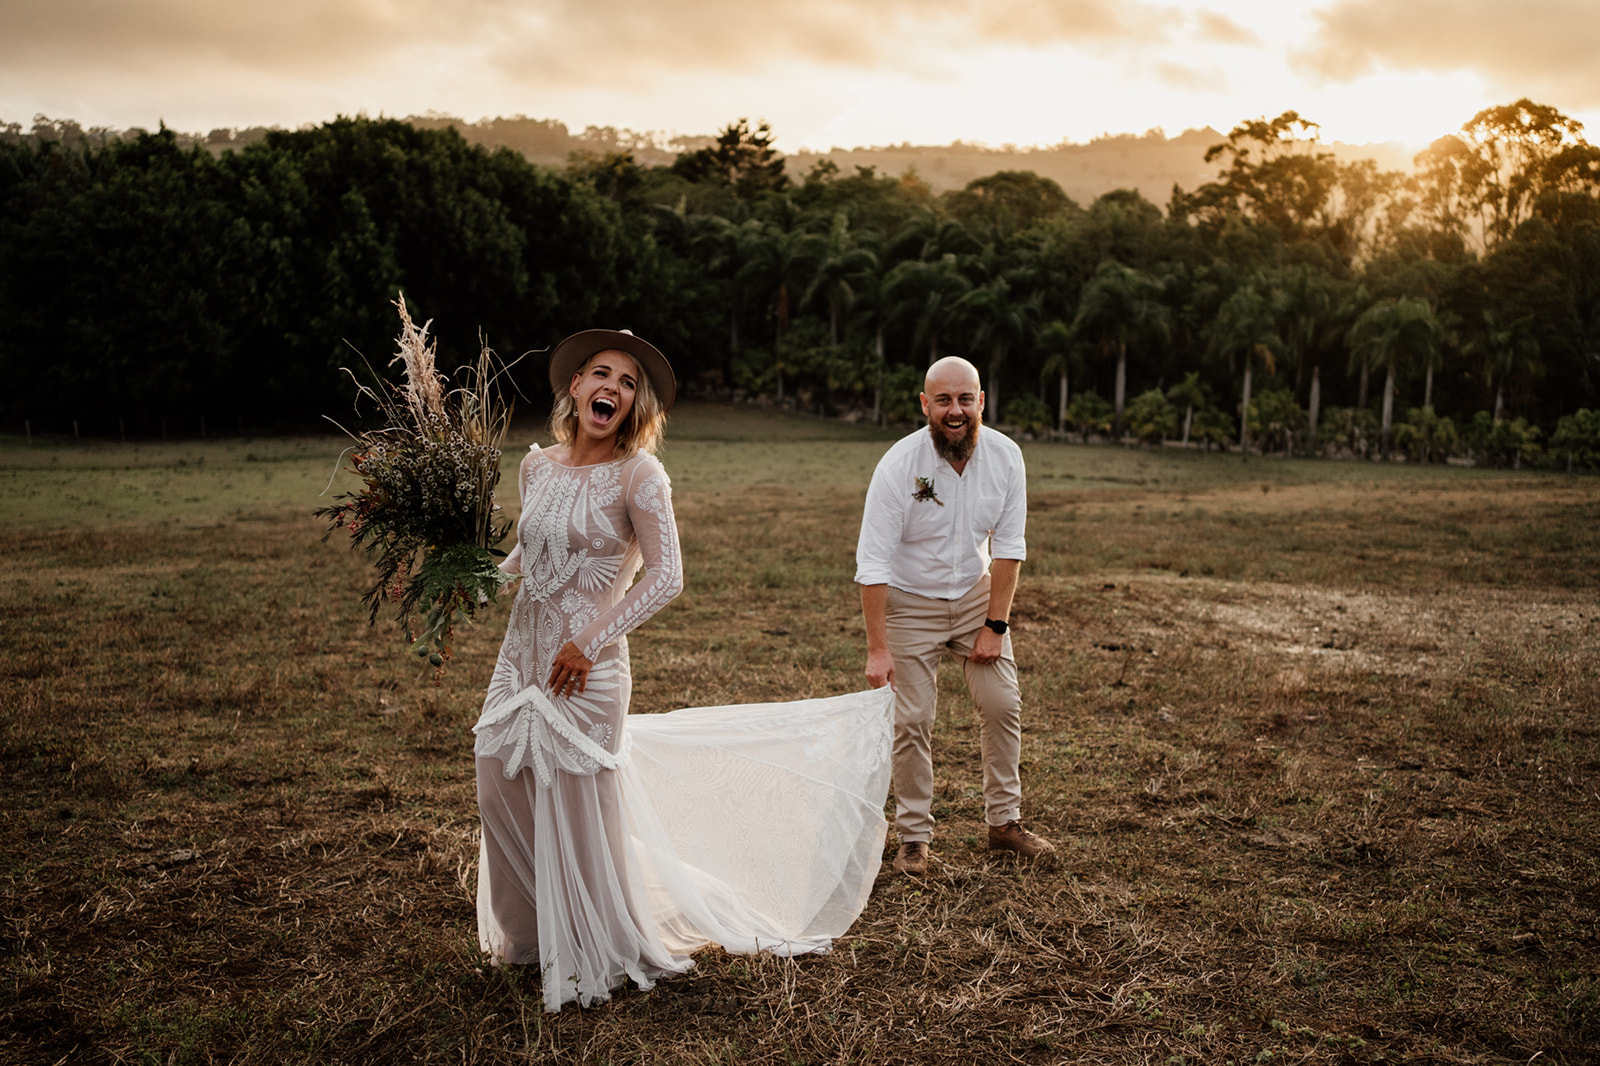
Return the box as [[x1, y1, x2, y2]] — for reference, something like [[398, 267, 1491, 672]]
[[3, 104, 1599, 467], [0, 118, 668, 435]]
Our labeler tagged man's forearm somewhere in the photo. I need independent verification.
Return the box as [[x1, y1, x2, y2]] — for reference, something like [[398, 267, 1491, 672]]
[[988, 558, 1021, 622], [860, 583, 895, 688], [861, 583, 890, 652]]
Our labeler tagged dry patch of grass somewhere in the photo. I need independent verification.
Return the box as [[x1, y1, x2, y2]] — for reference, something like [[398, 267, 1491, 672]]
[[2, 416, 1597, 1064]]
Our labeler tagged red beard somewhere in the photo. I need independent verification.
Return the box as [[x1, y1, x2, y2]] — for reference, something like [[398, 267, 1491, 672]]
[[928, 415, 978, 463]]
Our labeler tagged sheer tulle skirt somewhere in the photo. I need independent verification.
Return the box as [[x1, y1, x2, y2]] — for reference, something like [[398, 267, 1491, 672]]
[[475, 687, 894, 1011]]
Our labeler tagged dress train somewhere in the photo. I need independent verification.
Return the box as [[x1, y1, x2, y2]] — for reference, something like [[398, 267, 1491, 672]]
[[476, 686, 893, 1010]]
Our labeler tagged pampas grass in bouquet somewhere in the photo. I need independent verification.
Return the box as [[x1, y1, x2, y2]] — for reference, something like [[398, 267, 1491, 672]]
[[317, 293, 518, 673]]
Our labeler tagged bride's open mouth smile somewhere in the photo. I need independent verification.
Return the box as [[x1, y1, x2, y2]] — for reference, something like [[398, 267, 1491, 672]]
[[591, 396, 618, 425]]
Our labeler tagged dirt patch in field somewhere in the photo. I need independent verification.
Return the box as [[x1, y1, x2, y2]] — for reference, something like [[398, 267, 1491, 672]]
[[1027, 572, 1597, 671]]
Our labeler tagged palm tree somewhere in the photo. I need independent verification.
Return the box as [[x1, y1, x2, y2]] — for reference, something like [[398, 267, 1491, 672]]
[[801, 212, 876, 347], [695, 214, 765, 375], [1425, 308, 1464, 410], [842, 232, 897, 423], [1035, 320, 1083, 434], [1167, 370, 1208, 447], [1347, 296, 1442, 458], [1015, 220, 1093, 430], [953, 274, 1033, 425], [738, 219, 818, 402], [1273, 265, 1345, 450], [888, 208, 978, 264], [1207, 282, 1283, 456], [1464, 309, 1541, 421], [1337, 284, 1375, 409], [1070, 260, 1172, 438], [885, 254, 970, 366]]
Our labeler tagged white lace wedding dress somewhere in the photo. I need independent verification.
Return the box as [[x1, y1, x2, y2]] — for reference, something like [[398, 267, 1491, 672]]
[[472, 445, 893, 1012]]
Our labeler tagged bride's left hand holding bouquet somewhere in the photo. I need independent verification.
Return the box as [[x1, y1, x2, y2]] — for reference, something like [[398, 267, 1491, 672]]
[[316, 293, 519, 674]]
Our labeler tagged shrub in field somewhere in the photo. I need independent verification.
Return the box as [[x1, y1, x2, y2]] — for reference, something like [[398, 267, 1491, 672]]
[[1191, 405, 1237, 452], [1551, 408, 1600, 471], [1318, 405, 1379, 459], [878, 362, 925, 424], [777, 320, 877, 414], [1463, 410, 1543, 468], [1393, 405, 1459, 463], [1065, 390, 1114, 442], [1002, 391, 1051, 436], [732, 346, 778, 396], [1246, 387, 1305, 456], [1123, 388, 1178, 445]]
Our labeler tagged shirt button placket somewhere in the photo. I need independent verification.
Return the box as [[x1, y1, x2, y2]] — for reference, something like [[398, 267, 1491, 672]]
[[950, 470, 966, 599]]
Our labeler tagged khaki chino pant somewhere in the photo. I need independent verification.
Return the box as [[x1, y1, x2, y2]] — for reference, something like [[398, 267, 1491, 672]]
[[886, 574, 1023, 843]]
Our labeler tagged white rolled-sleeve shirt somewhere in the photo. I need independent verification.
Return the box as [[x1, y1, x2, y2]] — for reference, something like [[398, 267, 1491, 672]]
[[855, 427, 1027, 600]]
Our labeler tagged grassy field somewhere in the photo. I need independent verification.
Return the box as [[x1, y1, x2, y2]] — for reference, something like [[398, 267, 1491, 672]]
[[3, 402, 1598, 1065]]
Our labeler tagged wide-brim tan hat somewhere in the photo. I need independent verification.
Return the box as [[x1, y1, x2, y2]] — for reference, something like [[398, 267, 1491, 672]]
[[548, 329, 676, 412]]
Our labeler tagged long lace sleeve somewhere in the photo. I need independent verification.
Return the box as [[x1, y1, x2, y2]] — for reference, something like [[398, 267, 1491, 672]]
[[573, 456, 683, 661], [497, 448, 539, 576]]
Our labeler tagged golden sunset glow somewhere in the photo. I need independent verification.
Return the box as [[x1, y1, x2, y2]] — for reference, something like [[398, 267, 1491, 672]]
[[3, 0, 1597, 152]]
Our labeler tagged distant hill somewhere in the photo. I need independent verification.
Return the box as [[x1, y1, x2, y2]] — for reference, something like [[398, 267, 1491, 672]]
[[2, 112, 698, 167], [5, 113, 1420, 206], [401, 113, 690, 168], [787, 131, 1420, 205], [407, 116, 1421, 204]]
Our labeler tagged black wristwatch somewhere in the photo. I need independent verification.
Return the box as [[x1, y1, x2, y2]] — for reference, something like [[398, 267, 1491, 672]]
[[984, 618, 1009, 635]]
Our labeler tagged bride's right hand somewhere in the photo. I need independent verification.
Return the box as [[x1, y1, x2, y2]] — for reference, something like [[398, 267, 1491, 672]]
[[547, 642, 593, 696]]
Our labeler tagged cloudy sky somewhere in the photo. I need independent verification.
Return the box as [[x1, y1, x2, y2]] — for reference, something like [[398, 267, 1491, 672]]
[[3, 0, 1597, 151]]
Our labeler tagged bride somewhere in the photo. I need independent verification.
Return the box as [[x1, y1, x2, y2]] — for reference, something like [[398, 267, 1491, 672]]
[[471, 328, 893, 1011]]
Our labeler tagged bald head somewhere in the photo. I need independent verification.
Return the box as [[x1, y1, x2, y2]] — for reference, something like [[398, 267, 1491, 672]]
[[924, 356, 981, 395]]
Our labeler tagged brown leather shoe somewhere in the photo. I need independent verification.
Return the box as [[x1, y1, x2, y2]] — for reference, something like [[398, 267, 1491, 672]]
[[988, 820, 1056, 857], [893, 841, 930, 875]]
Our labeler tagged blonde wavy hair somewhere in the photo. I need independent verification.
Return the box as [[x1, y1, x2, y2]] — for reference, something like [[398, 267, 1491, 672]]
[[548, 350, 667, 458]]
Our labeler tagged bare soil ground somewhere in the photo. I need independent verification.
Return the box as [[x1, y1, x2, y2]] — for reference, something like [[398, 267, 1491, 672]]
[[2, 415, 1597, 1064]]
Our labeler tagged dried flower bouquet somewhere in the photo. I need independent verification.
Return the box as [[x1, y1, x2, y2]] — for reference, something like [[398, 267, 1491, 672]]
[[316, 294, 517, 670]]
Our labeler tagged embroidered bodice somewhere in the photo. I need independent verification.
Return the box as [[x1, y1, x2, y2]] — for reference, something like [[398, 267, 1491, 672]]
[[502, 447, 682, 661], [473, 445, 683, 784]]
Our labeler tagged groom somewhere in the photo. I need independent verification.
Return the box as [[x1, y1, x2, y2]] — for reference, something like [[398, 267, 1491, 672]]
[[855, 356, 1055, 876]]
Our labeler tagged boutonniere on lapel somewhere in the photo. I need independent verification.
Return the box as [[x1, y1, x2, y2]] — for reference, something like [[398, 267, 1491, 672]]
[[912, 476, 944, 506]]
